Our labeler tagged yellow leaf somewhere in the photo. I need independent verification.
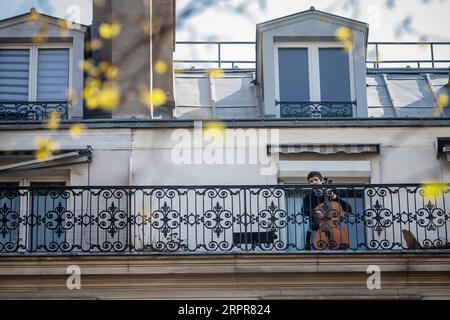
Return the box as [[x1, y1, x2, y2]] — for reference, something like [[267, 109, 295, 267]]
[[32, 33, 46, 44], [58, 19, 67, 29], [98, 61, 110, 72], [46, 111, 60, 131], [58, 19, 69, 37], [87, 39, 103, 50], [99, 23, 121, 39], [438, 93, 449, 108], [421, 182, 447, 198], [105, 66, 119, 80], [208, 69, 224, 79], [86, 96, 99, 110], [154, 60, 168, 74], [80, 59, 100, 77], [140, 89, 167, 107], [29, 10, 39, 22], [85, 77, 101, 89], [140, 20, 151, 34], [70, 124, 87, 139], [433, 93, 449, 115], [336, 27, 353, 51], [336, 27, 351, 41], [35, 137, 59, 161], [204, 121, 225, 141], [98, 85, 120, 111]]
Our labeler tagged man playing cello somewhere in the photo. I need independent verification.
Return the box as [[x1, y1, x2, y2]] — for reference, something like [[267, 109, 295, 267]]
[[302, 171, 353, 250]]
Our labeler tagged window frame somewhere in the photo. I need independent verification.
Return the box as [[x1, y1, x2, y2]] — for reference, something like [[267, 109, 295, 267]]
[[0, 43, 73, 102], [274, 42, 356, 104]]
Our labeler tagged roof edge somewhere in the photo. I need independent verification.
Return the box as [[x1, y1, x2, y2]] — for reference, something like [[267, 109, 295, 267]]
[[0, 8, 89, 32], [256, 7, 368, 31]]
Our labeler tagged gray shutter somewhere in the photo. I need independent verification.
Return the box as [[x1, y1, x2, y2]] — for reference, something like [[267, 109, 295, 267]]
[[0, 49, 30, 101], [37, 49, 69, 101], [278, 48, 310, 101], [319, 48, 351, 101]]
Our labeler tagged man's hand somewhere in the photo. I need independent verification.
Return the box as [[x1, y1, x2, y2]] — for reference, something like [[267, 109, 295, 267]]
[[314, 210, 324, 220], [326, 189, 337, 200]]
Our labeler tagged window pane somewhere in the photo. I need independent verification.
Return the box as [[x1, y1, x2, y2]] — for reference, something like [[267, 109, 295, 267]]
[[0, 49, 30, 101], [29, 182, 66, 251], [278, 48, 309, 101], [319, 48, 351, 101], [37, 49, 69, 101]]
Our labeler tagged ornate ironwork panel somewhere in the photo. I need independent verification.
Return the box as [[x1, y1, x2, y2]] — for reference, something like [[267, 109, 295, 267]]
[[276, 101, 355, 118], [0, 102, 68, 121]]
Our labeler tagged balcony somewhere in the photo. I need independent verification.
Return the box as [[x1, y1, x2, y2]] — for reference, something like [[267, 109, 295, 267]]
[[1, 184, 449, 255], [276, 101, 355, 118], [0, 101, 69, 121]]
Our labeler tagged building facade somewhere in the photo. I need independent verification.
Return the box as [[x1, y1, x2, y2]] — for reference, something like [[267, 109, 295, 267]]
[[0, 2, 450, 299]]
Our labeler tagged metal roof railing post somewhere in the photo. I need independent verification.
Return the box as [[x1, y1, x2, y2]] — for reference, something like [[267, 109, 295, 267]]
[[430, 43, 435, 69], [218, 43, 221, 69], [375, 43, 380, 69]]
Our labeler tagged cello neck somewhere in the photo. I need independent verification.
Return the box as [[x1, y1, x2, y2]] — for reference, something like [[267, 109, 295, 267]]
[[323, 177, 333, 218]]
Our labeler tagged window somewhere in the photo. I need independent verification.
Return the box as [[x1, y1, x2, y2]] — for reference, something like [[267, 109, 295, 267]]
[[0, 179, 68, 252], [278, 48, 310, 101], [318, 48, 351, 101], [0, 46, 70, 102], [29, 182, 67, 252], [275, 43, 354, 103]]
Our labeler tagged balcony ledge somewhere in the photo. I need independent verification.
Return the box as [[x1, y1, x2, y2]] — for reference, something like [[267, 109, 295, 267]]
[[1, 253, 450, 299], [1, 252, 450, 275]]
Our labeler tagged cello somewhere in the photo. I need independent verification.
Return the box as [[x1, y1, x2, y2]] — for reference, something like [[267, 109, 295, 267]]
[[312, 178, 349, 250]]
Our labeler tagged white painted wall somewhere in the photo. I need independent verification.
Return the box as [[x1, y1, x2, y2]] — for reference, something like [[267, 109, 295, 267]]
[[0, 126, 448, 185]]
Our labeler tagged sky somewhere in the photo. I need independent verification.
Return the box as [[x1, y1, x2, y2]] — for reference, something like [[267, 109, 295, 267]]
[[0, 0, 92, 25], [1, 0, 449, 41], [176, 0, 450, 42], [1, 0, 449, 66]]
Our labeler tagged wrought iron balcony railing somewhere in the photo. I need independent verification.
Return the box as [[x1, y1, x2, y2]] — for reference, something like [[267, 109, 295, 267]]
[[0, 101, 69, 121], [276, 101, 355, 118], [0, 184, 449, 255]]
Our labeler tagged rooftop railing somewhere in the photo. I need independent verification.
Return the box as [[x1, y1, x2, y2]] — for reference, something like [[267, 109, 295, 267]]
[[174, 41, 450, 71], [1, 184, 449, 255]]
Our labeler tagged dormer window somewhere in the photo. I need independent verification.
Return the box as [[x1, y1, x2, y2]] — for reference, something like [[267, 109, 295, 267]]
[[256, 8, 369, 118], [274, 43, 354, 117], [0, 9, 86, 120]]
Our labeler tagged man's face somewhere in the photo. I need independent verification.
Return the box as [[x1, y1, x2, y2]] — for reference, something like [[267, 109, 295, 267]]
[[308, 176, 322, 185]]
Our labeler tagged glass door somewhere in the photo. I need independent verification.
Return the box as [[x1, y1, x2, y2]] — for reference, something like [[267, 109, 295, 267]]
[[286, 187, 366, 251], [29, 182, 66, 252]]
